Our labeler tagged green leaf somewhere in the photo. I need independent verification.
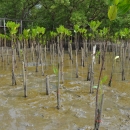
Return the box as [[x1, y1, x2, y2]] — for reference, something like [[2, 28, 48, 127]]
[[53, 67, 58, 75], [6, 21, 20, 35], [104, 0, 113, 5], [88, 20, 101, 32], [96, 51, 100, 57], [117, 4, 130, 15], [108, 5, 117, 21], [100, 76, 108, 85], [114, 0, 119, 5]]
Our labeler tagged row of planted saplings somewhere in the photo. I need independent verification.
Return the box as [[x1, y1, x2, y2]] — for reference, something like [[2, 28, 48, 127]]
[[1, 40, 130, 91], [1, 40, 129, 92]]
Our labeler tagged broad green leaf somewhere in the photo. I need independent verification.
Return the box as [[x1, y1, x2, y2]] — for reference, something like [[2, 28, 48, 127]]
[[6, 21, 20, 35], [108, 5, 117, 21], [114, 0, 119, 5], [117, 4, 130, 15], [88, 20, 101, 32]]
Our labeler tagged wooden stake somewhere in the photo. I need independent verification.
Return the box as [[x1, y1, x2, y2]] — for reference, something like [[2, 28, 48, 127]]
[[75, 49, 78, 78], [57, 63, 60, 109], [46, 75, 50, 95], [23, 61, 27, 97]]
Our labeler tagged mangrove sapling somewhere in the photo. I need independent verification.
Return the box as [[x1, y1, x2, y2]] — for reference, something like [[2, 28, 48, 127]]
[[56, 25, 71, 52], [46, 75, 50, 95], [94, 40, 108, 130], [74, 25, 80, 51], [99, 27, 109, 66], [93, 75, 107, 129], [52, 63, 60, 109], [6, 21, 20, 86], [33, 26, 46, 72], [31, 28, 37, 63], [108, 55, 119, 87], [23, 29, 30, 71], [93, 27, 108, 130]]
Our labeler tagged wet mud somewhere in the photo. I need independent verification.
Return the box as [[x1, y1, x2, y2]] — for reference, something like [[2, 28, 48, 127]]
[[0, 50, 130, 130]]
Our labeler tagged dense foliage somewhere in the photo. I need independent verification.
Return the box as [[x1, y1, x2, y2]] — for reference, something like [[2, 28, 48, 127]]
[[0, 0, 130, 33]]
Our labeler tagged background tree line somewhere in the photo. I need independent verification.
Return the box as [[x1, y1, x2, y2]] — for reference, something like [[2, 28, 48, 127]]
[[0, 0, 130, 33]]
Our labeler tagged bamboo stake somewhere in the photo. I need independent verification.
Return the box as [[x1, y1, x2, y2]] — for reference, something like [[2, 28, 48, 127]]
[[94, 94, 104, 129], [57, 62, 60, 109], [36, 43, 39, 72], [1, 46, 3, 62], [75, 49, 78, 78], [87, 64, 91, 81], [12, 49, 17, 85], [23, 61, 27, 97], [40, 45, 44, 76], [6, 47, 9, 65], [44, 45, 47, 69], [14, 48, 17, 68], [46, 75, 50, 95], [90, 45, 96, 93], [122, 46, 125, 81], [81, 47, 85, 67], [50, 44, 52, 64], [61, 49, 64, 83]]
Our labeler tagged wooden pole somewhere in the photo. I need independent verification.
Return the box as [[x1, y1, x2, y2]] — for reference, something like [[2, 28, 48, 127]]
[[57, 62, 60, 109], [75, 49, 78, 78], [46, 75, 50, 95], [23, 61, 27, 97]]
